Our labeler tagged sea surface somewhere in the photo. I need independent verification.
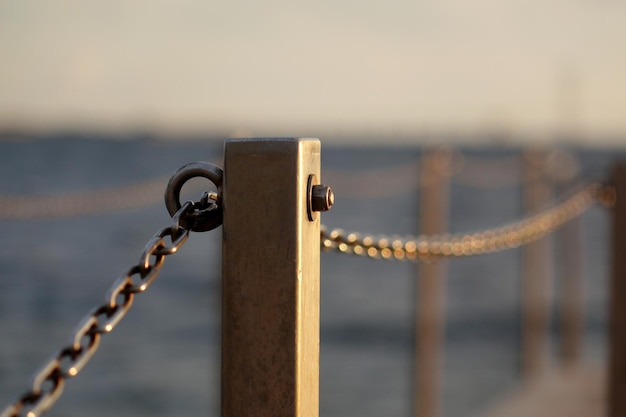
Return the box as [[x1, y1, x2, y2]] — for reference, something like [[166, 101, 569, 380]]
[[0, 136, 621, 417]]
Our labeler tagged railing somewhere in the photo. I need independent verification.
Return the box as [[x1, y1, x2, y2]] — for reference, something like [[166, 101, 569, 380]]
[[321, 147, 611, 417], [0, 137, 620, 417]]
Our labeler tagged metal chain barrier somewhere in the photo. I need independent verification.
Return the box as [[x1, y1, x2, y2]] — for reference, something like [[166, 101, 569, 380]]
[[321, 182, 615, 262], [0, 156, 616, 416], [0, 177, 169, 220], [0, 162, 223, 417], [0, 160, 221, 220]]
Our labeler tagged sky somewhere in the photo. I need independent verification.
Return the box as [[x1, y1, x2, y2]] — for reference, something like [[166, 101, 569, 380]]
[[0, 1, 625, 144]]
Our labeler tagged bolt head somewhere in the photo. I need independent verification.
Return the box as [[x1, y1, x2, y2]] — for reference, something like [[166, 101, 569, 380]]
[[311, 185, 334, 212]]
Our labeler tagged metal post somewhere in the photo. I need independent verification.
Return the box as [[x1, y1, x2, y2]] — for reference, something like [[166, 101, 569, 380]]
[[521, 149, 553, 381], [414, 148, 450, 417], [551, 152, 584, 371], [609, 163, 626, 417], [557, 214, 584, 369], [221, 138, 323, 417]]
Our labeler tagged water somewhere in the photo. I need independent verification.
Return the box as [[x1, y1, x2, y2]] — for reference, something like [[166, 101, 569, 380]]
[[0, 136, 620, 417]]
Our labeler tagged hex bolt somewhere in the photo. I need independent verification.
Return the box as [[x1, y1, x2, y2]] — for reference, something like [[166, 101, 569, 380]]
[[311, 184, 334, 212]]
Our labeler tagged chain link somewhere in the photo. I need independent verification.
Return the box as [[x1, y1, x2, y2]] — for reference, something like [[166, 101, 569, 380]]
[[0, 201, 200, 417], [0, 178, 169, 220], [321, 182, 614, 262], [0, 156, 226, 417]]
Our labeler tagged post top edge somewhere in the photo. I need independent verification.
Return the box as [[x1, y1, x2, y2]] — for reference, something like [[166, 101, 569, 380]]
[[225, 138, 321, 155], [226, 137, 320, 144]]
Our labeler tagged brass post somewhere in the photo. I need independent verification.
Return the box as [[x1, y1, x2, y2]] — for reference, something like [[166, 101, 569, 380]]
[[557, 214, 584, 369], [521, 148, 553, 381], [414, 148, 450, 417], [221, 138, 321, 417]]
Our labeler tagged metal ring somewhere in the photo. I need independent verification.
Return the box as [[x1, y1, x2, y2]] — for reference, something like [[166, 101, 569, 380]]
[[164, 161, 223, 232]]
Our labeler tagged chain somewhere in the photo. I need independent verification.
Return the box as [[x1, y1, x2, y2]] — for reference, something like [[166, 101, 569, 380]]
[[0, 177, 168, 220], [0, 156, 613, 415], [321, 182, 614, 262], [0, 160, 221, 221], [1, 162, 223, 417]]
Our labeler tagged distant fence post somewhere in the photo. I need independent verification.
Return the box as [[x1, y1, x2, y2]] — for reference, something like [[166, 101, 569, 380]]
[[521, 149, 553, 381], [221, 138, 322, 417], [610, 163, 626, 417], [557, 208, 584, 369], [549, 150, 584, 370], [414, 148, 450, 417]]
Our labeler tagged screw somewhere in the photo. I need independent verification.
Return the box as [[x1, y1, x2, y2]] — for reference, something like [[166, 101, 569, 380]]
[[311, 185, 334, 212]]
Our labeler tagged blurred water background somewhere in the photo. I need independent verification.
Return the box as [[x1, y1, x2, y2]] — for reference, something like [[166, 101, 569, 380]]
[[0, 135, 621, 417]]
